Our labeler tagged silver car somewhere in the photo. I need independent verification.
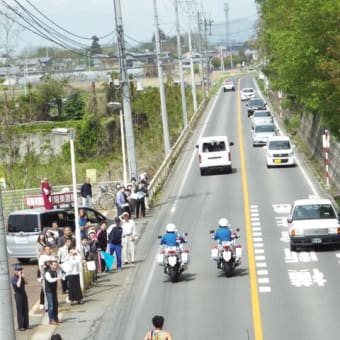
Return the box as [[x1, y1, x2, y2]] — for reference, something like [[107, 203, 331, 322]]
[[251, 110, 273, 129], [252, 122, 278, 146]]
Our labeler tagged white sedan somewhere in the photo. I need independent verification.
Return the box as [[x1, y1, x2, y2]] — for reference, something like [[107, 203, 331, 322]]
[[240, 87, 255, 101]]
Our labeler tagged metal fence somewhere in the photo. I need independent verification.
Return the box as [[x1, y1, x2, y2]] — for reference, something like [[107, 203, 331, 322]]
[[1, 181, 121, 220]]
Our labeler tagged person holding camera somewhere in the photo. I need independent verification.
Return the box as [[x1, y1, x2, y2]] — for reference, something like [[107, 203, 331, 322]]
[[11, 264, 29, 331]]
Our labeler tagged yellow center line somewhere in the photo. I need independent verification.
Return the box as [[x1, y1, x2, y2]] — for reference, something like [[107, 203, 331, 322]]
[[237, 79, 264, 340]]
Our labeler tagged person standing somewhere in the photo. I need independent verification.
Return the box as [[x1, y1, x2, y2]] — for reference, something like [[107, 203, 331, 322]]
[[44, 260, 62, 325], [96, 222, 108, 272], [78, 208, 91, 239], [80, 178, 92, 207], [144, 315, 173, 340], [11, 264, 29, 331], [121, 212, 137, 265], [57, 238, 73, 294], [58, 226, 76, 248], [64, 248, 83, 305], [38, 246, 56, 311], [41, 177, 53, 210], [115, 185, 128, 216], [135, 182, 148, 218], [108, 216, 123, 270]]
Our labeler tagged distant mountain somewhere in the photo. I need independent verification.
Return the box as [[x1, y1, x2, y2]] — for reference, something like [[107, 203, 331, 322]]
[[208, 17, 257, 45]]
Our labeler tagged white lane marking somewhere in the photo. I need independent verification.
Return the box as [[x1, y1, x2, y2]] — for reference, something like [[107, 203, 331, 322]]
[[275, 217, 288, 227], [255, 255, 266, 261], [259, 286, 271, 293], [252, 222, 261, 226], [255, 249, 265, 254], [253, 237, 263, 242], [254, 243, 264, 248], [171, 92, 221, 214], [253, 232, 262, 237], [257, 270, 268, 275], [258, 278, 270, 284], [256, 262, 267, 268], [272, 204, 291, 214], [251, 217, 260, 222], [252, 227, 261, 231], [288, 269, 326, 287], [280, 231, 290, 243], [284, 249, 318, 263]]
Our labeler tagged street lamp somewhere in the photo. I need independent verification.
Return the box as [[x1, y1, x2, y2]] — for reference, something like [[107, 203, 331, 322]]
[[107, 102, 128, 186], [51, 128, 84, 290]]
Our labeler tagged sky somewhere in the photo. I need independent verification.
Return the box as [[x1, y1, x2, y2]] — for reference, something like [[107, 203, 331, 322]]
[[0, 0, 258, 54]]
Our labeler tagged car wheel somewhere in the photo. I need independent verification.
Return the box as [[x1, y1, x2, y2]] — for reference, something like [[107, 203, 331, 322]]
[[200, 169, 205, 176], [266, 163, 271, 168], [223, 88, 226, 92]]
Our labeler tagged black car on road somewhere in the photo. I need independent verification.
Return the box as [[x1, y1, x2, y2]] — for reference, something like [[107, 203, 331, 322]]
[[247, 97, 267, 117]]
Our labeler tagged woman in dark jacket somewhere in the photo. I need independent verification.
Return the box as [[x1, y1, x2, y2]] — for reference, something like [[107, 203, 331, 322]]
[[96, 222, 108, 272]]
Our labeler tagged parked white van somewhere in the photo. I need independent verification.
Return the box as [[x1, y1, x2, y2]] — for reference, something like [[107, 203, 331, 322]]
[[196, 136, 234, 175]]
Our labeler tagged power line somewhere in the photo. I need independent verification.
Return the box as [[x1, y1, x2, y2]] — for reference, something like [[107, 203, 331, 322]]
[[23, 0, 115, 41]]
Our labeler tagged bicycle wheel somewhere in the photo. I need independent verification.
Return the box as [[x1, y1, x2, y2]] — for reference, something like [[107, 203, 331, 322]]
[[98, 193, 115, 210]]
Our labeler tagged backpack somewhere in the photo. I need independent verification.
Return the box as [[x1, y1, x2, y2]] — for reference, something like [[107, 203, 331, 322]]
[[109, 226, 122, 244]]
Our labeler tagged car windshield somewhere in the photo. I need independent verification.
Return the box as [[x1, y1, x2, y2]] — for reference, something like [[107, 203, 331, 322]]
[[250, 100, 264, 106], [254, 111, 270, 117], [292, 204, 336, 220], [255, 125, 275, 133], [269, 140, 291, 149]]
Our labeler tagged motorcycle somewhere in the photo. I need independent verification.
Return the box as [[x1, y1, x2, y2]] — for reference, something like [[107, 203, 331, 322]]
[[157, 233, 189, 282], [210, 228, 242, 277]]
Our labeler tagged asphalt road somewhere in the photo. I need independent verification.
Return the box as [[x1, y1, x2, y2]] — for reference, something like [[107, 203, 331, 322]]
[[11, 75, 340, 340]]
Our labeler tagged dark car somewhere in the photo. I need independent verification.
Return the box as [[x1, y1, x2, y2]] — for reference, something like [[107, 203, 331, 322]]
[[65, 206, 115, 231], [246, 98, 267, 117]]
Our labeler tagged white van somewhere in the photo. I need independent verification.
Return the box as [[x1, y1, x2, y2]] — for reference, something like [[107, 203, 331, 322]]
[[196, 136, 234, 175]]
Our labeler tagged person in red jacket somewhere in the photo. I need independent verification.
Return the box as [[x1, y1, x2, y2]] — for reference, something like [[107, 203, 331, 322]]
[[41, 177, 53, 210]]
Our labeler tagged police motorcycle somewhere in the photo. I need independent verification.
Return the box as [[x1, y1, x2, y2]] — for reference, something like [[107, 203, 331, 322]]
[[210, 219, 242, 277], [157, 224, 189, 282]]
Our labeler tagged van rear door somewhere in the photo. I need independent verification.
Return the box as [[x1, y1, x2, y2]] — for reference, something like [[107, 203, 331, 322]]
[[6, 214, 40, 259]]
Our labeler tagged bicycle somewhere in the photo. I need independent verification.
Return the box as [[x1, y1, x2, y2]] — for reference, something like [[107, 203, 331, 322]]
[[92, 185, 115, 210]]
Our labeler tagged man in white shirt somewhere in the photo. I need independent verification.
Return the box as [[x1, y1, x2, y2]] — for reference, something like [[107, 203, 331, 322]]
[[121, 212, 137, 264]]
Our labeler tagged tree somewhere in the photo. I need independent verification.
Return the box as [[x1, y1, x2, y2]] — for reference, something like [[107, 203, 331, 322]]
[[256, 0, 340, 138], [90, 35, 103, 55]]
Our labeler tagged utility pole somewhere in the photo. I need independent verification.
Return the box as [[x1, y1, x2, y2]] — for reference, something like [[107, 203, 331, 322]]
[[197, 11, 205, 98], [113, 0, 137, 179], [0, 188, 16, 340], [203, 16, 213, 91], [188, 24, 198, 113], [153, 0, 170, 155], [174, 0, 188, 128], [224, 2, 233, 70]]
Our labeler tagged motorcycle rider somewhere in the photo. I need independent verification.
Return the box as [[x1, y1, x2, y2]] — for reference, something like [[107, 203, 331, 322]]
[[160, 223, 186, 247], [214, 218, 232, 243], [214, 218, 232, 268], [160, 223, 187, 273]]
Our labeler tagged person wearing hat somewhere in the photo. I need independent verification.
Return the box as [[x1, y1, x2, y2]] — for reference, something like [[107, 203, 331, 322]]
[[11, 264, 29, 331], [107, 216, 123, 270]]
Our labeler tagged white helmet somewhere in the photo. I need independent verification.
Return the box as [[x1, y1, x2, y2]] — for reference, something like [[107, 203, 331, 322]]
[[166, 223, 177, 233], [218, 218, 229, 227]]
